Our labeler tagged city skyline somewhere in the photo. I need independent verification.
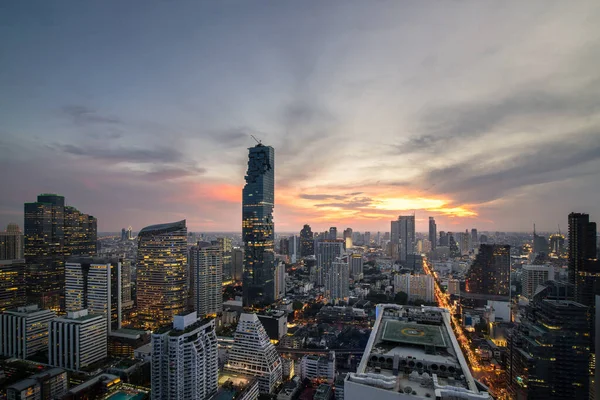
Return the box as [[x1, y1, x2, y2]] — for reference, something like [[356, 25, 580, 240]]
[[2, 2, 600, 233]]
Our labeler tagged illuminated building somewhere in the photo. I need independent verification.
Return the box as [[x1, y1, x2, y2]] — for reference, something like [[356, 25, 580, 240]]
[[227, 313, 282, 393], [120, 259, 133, 311], [0, 223, 23, 260], [65, 257, 122, 334], [343, 228, 353, 249], [300, 224, 314, 257], [218, 237, 233, 278], [345, 304, 490, 399], [521, 264, 554, 300], [257, 310, 287, 340], [568, 212, 599, 307], [6, 368, 67, 400], [189, 242, 223, 316], [48, 309, 107, 371], [316, 240, 344, 287], [24, 194, 97, 310], [428, 217, 437, 251], [136, 220, 188, 329], [151, 312, 218, 400], [300, 351, 336, 383], [274, 261, 286, 300], [464, 244, 510, 302], [390, 219, 400, 259], [507, 299, 589, 399], [394, 274, 435, 303], [0, 259, 26, 311], [242, 143, 275, 306], [349, 253, 363, 279], [108, 328, 150, 358], [448, 278, 460, 296], [0, 304, 56, 359], [326, 258, 349, 304]]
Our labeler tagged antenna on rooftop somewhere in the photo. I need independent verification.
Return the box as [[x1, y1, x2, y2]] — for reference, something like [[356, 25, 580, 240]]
[[251, 135, 261, 144]]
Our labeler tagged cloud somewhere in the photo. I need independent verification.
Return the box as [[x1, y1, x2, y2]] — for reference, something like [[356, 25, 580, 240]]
[[61, 105, 122, 125], [142, 166, 206, 181], [298, 194, 347, 201], [53, 143, 184, 164]]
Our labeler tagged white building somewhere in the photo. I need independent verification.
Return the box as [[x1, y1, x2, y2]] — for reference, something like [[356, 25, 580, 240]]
[[65, 258, 122, 334], [288, 235, 300, 264], [316, 241, 344, 286], [226, 313, 283, 393], [48, 309, 107, 371], [326, 259, 349, 304], [0, 305, 56, 359], [275, 261, 286, 300], [448, 279, 460, 296], [521, 264, 555, 299], [345, 304, 490, 400], [394, 274, 435, 303], [189, 243, 223, 316], [349, 253, 363, 279], [300, 351, 336, 383], [151, 312, 218, 400]]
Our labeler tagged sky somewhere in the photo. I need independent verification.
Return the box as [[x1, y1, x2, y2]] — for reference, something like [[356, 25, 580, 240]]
[[1, 1, 599, 233]]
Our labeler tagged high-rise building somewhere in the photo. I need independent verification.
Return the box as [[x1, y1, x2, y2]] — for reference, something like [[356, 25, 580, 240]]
[[0, 259, 26, 311], [189, 242, 223, 316], [390, 220, 400, 259], [242, 143, 275, 306], [521, 264, 555, 299], [568, 213, 599, 307], [507, 299, 589, 399], [349, 253, 363, 279], [300, 224, 314, 257], [151, 312, 218, 400], [393, 274, 435, 303], [300, 351, 336, 383], [448, 232, 460, 257], [343, 228, 353, 249], [465, 244, 510, 300], [329, 227, 338, 240], [533, 225, 549, 256], [218, 237, 233, 278], [120, 259, 133, 311], [274, 261, 286, 300], [288, 235, 299, 263], [326, 258, 349, 304], [316, 240, 344, 287], [65, 257, 122, 334], [549, 233, 566, 256], [0, 223, 23, 260], [232, 248, 244, 281], [24, 194, 97, 310], [439, 231, 448, 247], [121, 228, 127, 241], [398, 215, 416, 263], [0, 305, 56, 359], [471, 228, 478, 249], [226, 313, 282, 393], [428, 217, 437, 251], [48, 309, 107, 371], [136, 220, 188, 329]]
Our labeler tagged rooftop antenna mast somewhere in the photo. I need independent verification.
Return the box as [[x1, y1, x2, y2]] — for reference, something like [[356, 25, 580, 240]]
[[250, 135, 261, 144]]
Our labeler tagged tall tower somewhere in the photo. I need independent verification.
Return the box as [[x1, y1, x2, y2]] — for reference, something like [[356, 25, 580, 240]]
[[398, 215, 416, 263], [189, 242, 223, 316], [300, 224, 314, 257], [428, 217, 437, 251], [465, 244, 511, 300], [315, 241, 344, 287], [568, 213, 598, 305], [136, 220, 188, 329], [242, 143, 275, 306], [326, 258, 349, 304]]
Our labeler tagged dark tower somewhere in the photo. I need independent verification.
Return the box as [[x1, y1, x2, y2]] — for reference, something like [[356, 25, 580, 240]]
[[300, 224, 314, 257], [428, 217, 437, 251]]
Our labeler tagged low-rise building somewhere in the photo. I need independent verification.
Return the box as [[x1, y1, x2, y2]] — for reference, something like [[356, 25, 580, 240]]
[[299, 351, 336, 383], [6, 368, 67, 400]]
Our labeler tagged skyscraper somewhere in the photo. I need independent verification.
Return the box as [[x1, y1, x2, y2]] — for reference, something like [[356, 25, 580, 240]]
[[274, 261, 286, 300], [151, 313, 218, 400], [349, 253, 363, 279], [189, 242, 223, 316], [0, 223, 23, 260], [242, 143, 275, 306], [329, 227, 337, 240], [315, 240, 344, 287], [465, 244, 511, 300], [533, 224, 549, 256], [398, 215, 416, 263], [428, 217, 437, 251], [232, 248, 244, 281], [226, 313, 282, 393], [343, 228, 353, 249], [136, 220, 188, 329], [300, 224, 314, 257], [217, 237, 232, 278], [326, 258, 349, 304], [568, 213, 599, 306], [0, 259, 26, 311], [471, 228, 478, 249], [24, 194, 97, 310], [0, 305, 56, 359], [390, 220, 400, 259]]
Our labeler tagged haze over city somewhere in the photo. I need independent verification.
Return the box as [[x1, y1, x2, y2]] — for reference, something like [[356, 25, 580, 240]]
[[1, 1, 599, 232]]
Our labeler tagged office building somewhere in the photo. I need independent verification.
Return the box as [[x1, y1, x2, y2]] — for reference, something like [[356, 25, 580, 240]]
[[448, 279, 460, 296], [242, 143, 275, 306], [120, 259, 133, 311], [233, 248, 244, 281], [151, 312, 218, 400], [136, 220, 188, 329], [274, 261, 286, 300], [329, 227, 338, 240], [471, 229, 478, 249], [300, 351, 336, 383], [345, 304, 490, 399], [48, 309, 107, 371], [349, 253, 363, 279], [0, 223, 23, 260], [343, 228, 353, 249], [218, 237, 233, 278], [65, 257, 122, 334], [326, 258, 349, 304], [288, 235, 299, 263], [0, 304, 56, 359], [190, 242, 223, 316], [0, 259, 26, 311], [394, 274, 435, 303], [300, 224, 314, 257], [257, 310, 288, 340], [568, 213, 599, 307], [507, 299, 589, 399], [465, 244, 510, 301], [6, 367, 68, 400], [398, 215, 416, 263], [390, 220, 400, 259], [24, 194, 97, 310], [428, 217, 437, 251], [227, 313, 282, 393], [521, 264, 555, 299], [316, 240, 344, 287], [107, 328, 150, 358]]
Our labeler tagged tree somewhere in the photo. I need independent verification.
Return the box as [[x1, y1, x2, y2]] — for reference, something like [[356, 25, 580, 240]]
[[293, 301, 304, 311], [393, 291, 408, 305]]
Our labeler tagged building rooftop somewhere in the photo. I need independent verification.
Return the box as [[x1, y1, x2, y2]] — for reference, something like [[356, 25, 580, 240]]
[[347, 304, 489, 399], [138, 220, 186, 236]]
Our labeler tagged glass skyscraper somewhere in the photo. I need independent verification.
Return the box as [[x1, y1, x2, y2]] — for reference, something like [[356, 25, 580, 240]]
[[242, 143, 275, 306], [136, 220, 188, 329]]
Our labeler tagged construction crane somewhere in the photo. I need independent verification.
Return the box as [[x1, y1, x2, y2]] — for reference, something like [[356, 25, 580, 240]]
[[251, 134, 261, 145]]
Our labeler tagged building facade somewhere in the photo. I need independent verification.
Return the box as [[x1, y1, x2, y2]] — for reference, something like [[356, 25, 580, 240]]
[[316, 240, 344, 287], [349, 253, 363, 279], [0, 223, 23, 260], [326, 259, 349, 304], [300, 351, 336, 383], [6, 368, 67, 400], [398, 215, 416, 263], [151, 313, 218, 400], [465, 244, 511, 300], [428, 217, 437, 251], [189, 242, 223, 316], [300, 224, 314, 257], [242, 143, 276, 306], [0, 259, 26, 311], [136, 220, 188, 329], [393, 274, 435, 303], [0, 305, 56, 359], [521, 264, 555, 299]]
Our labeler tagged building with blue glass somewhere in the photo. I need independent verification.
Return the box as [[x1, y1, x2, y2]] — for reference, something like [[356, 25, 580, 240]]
[[242, 143, 275, 306]]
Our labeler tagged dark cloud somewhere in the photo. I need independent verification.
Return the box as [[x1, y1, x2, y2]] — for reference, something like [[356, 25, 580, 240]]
[[61, 105, 122, 125], [142, 166, 206, 181], [53, 143, 184, 164]]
